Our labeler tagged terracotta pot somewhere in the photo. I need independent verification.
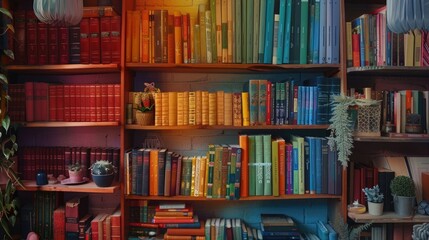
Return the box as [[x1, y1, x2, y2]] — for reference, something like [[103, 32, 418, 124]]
[[68, 170, 83, 183]]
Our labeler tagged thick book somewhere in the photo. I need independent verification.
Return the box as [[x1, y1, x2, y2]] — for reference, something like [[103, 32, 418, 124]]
[[89, 17, 101, 64], [100, 16, 112, 63], [260, 214, 297, 232]]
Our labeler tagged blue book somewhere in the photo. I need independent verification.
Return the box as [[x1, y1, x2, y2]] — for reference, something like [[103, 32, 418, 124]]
[[321, 138, 329, 194], [331, 0, 340, 64], [306, 137, 317, 194], [263, 0, 275, 63], [327, 142, 336, 195], [299, 0, 309, 64], [326, 222, 338, 240], [317, 220, 329, 240], [258, 0, 267, 63], [312, 0, 320, 63], [303, 137, 311, 194], [318, 0, 327, 63], [308, 0, 316, 63], [292, 139, 299, 194], [297, 86, 305, 125], [283, 0, 293, 63], [157, 149, 166, 196], [277, 0, 287, 64], [142, 149, 151, 196], [314, 137, 322, 194], [305, 86, 311, 125]]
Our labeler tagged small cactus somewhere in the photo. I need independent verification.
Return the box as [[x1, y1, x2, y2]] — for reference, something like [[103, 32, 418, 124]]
[[362, 185, 384, 203], [90, 160, 117, 175]]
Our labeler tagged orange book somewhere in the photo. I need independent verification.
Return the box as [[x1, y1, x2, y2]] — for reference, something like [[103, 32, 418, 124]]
[[201, 91, 209, 125], [154, 92, 162, 126], [168, 92, 178, 126], [174, 11, 183, 63], [167, 14, 175, 63], [224, 92, 233, 126], [155, 211, 193, 217], [166, 221, 205, 236], [208, 92, 217, 126], [161, 92, 169, 126], [216, 91, 224, 125], [110, 207, 121, 238], [164, 234, 205, 240], [131, 11, 141, 63], [239, 135, 249, 197], [277, 137, 286, 195], [150, 149, 160, 196], [141, 10, 150, 63]]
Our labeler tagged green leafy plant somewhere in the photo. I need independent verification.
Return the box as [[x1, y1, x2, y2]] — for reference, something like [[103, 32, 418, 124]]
[[331, 211, 372, 240], [67, 162, 83, 172], [390, 176, 416, 197], [90, 160, 117, 175], [362, 185, 384, 203], [327, 94, 380, 167]]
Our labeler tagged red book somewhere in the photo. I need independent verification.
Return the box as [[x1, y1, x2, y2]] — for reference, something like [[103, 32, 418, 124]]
[[53, 206, 66, 240], [64, 85, 71, 121], [95, 85, 102, 122], [80, 18, 90, 64], [70, 85, 77, 122], [91, 213, 108, 240], [170, 153, 179, 196], [89, 85, 96, 121], [352, 33, 360, 67], [152, 216, 196, 224], [166, 220, 205, 236], [26, 10, 38, 65], [239, 135, 249, 197], [24, 82, 34, 122], [14, 10, 26, 65], [48, 25, 59, 64], [181, 13, 189, 63], [100, 16, 112, 63], [37, 22, 48, 65], [59, 27, 70, 64], [75, 85, 82, 122], [277, 138, 286, 195], [34, 82, 49, 121], [56, 85, 65, 121], [110, 16, 121, 64], [167, 14, 175, 63], [114, 84, 120, 121], [110, 207, 121, 238], [107, 84, 115, 122], [266, 81, 272, 125], [175, 155, 183, 196], [89, 17, 101, 64], [101, 84, 108, 122], [49, 84, 57, 121]]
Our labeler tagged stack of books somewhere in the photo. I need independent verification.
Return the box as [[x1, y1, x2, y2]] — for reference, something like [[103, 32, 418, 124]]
[[152, 203, 198, 225], [260, 214, 300, 240]]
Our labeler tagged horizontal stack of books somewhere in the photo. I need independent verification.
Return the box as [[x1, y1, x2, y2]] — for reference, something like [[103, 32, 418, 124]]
[[260, 214, 300, 240]]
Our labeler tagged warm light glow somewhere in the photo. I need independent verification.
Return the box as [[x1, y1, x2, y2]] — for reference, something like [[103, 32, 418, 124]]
[[33, 0, 83, 26]]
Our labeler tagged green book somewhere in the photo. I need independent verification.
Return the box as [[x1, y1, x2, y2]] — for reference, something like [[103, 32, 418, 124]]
[[206, 144, 216, 198], [242, 0, 247, 63], [299, 0, 309, 64], [246, 0, 254, 63], [253, 0, 260, 63], [292, 135, 305, 194], [255, 135, 264, 196], [248, 135, 256, 196], [271, 138, 279, 196], [263, 134, 272, 196], [180, 156, 193, 196], [213, 145, 224, 198], [235, 0, 242, 63], [258, 0, 267, 63]]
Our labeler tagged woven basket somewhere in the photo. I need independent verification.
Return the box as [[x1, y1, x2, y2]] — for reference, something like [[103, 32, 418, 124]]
[[136, 111, 154, 126]]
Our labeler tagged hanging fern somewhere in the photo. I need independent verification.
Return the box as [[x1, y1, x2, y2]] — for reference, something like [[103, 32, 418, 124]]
[[327, 95, 380, 167]]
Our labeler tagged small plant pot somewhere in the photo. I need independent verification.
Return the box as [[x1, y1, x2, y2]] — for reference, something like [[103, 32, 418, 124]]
[[136, 111, 154, 125], [92, 173, 114, 187], [69, 170, 83, 183], [367, 202, 384, 216], [393, 195, 416, 217]]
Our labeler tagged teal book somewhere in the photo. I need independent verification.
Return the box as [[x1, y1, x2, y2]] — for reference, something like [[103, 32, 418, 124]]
[[331, 0, 340, 64], [299, 0, 309, 64], [283, 0, 293, 63], [258, 0, 267, 63], [290, 0, 301, 64], [258, 79, 267, 125], [248, 135, 256, 196], [246, 0, 254, 63], [263, 134, 272, 196], [308, 0, 316, 63], [292, 138, 299, 194], [249, 79, 259, 126], [253, 0, 260, 63], [255, 135, 264, 196], [235, 0, 242, 63], [315, 137, 322, 194], [313, 0, 320, 63], [263, 0, 275, 63], [276, 0, 287, 64], [319, 0, 327, 63]]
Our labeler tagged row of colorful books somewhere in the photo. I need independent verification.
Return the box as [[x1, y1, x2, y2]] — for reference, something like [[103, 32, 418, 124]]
[[346, 6, 429, 67], [9, 83, 121, 122], [13, 9, 121, 65], [126, 0, 340, 65], [124, 134, 342, 198], [18, 146, 120, 181]]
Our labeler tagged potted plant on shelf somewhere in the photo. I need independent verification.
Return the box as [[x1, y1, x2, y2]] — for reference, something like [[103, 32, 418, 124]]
[[362, 185, 384, 216], [390, 175, 416, 217], [134, 82, 160, 126], [90, 160, 117, 187], [67, 163, 84, 183]]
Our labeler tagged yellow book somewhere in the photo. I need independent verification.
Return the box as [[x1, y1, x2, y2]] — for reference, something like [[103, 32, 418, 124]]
[[177, 92, 184, 126], [232, 92, 242, 126], [199, 4, 207, 63], [414, 29, 422, 66], [154, 92, 162, 126], [404, 31, 415, 67], [204, 153, 210, 197], [150, 149, 160, 196], [161, 92, 169, 126], [125, 11, 133, 63], [193, 156, 202, 196], [196, 90, 202, 125], [168, 92, 178, 126], [224, 92, 233, 126], [241, 92, 250, 126], [128, 91, 140, 124], [174, 11, 183, 64], [189, 91, 196, 125], [190, 156, 197, 196], [131, 11, 141, 63], [205, 10, 213, 63], [216, 91, 224, 125], [199, 156, 207, 197], [209, 92, 217, 126], [202, 91, 210, 125], [216, 0, 222, 63], [183, 91, 189, 125]]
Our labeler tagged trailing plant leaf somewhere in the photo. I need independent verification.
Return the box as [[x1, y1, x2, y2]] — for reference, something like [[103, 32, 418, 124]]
[[331, 211, 372, 240]]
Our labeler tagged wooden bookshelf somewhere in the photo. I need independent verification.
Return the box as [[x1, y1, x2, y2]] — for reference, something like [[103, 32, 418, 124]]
[[354, 136, 429, 143], [348, 211, 429, 223], [21, 121, 120, 128], [125, 194, 341, 201], [6, 64, 120, 74], [125, 124, 330, 130], [17, 180, 120, 193]]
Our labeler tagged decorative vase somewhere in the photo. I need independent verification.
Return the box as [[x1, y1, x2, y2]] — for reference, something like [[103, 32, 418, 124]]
[[367, 202, 384, 216], [92, 173, 115, 187], [68, 170, 83, 183], [393, 195, 416, 217], [136, 111, 154, 125]]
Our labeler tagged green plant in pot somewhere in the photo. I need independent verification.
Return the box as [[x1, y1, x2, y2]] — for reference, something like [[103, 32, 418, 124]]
[[390, 176, 416, 217], [362, 185, 384, 216], [90, 160, 117, 187], [67, 163, 84, 183]]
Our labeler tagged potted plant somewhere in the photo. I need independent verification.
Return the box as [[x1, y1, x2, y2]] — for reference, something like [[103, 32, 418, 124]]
[[90, 160, 117, 187], [67, 163, 84, 183], [362, 185, 384, 216], [390, 175, 416, 217], [134, 82, 160, 126]]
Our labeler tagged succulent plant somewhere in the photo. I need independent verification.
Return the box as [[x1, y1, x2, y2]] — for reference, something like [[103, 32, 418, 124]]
[[67, 162, 83, 172], [390, 176, 416, 197], [362, 185, 384, 203], [90, 160, 117, 175]]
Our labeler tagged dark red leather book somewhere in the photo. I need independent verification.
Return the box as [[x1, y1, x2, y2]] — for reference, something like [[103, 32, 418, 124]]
[[56, 85, 65, 121], [110, 15, 121, 63], [114, 84, 120, 121], [48, 25, 59, 64], [80, 18, 90, 64], [59, 27, 70, 64], [107, 84, 115, 122], [24, 82, 34, 122], [49, 84, 57, 121], [14, 10, 26, 64], [95, 85, 102, 122], [26, 10, 38, 65], [100, 16, 112, 63], [89, 85, 96, 122], [75, 85, 82, 122], [101, 84, 109, 122], [70, 85, 77, 122], [64, 85, 71, 121], [89, 17, 101, 64], [37, 22, 48, 65]]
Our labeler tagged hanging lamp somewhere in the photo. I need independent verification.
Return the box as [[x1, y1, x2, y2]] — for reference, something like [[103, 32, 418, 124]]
[[387, 0, 429, 33], [33, 0, 83, 26]]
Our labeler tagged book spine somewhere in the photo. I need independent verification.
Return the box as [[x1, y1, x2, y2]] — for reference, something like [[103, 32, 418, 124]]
[[100, 16, 112, 63], [89, 17, 101, 64]]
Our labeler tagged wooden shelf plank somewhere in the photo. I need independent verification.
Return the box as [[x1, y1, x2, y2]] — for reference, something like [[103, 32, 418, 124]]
[[348, 212, 429, 223], [6, 64, 120, 74], [20, 122, 120, 128], [17, 180, 120, 193], [125, 124, 330, 130], [347, 66, 429, 77], [354, 136, 429, 143], [126, 63, 340, 73], [125, 194, 341, 201]]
